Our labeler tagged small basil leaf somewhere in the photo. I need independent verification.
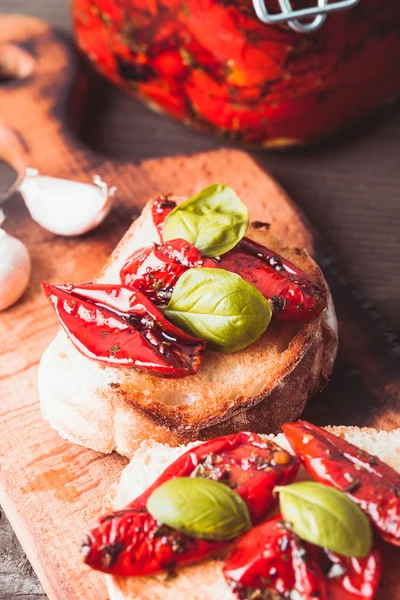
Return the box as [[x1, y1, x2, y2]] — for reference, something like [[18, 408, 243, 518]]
[[146, 477, 251, 541], [163, 184, 249, 258], [163, 268, 272, 353], [276, 481, 372, 558]]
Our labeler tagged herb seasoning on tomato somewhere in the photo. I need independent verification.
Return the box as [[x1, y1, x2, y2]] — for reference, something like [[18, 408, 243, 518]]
[[42, 282, 206, 377], [223, 516, 381, 600], [151, 196, 326, 320], [120, 238, 215, 304], [82, 432, 299, 576]]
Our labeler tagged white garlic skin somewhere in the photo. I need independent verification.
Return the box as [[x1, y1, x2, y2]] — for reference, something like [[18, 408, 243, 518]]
[[0, 229, 31, 311], [19, 170, 116, 237]]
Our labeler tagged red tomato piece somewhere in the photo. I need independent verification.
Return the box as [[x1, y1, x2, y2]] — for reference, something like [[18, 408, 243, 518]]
[[283, 421, 400, 547], [82, 432, 299, 576], [42, 282, 206, 377], [120, 238, 215, 304], [224, 516, 381, 600]]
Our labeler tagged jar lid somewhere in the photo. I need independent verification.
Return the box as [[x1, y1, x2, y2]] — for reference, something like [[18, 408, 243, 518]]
[[252, 0, 360, 33]]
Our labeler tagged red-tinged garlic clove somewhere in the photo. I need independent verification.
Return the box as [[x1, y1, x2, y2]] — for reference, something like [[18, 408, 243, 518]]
[[0, 225, 31, 311], [18, 168, 117, 236]]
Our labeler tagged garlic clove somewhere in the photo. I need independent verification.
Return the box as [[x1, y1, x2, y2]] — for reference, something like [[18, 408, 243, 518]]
[[0, 228, 31, 311], [18, 168, 117, 237]]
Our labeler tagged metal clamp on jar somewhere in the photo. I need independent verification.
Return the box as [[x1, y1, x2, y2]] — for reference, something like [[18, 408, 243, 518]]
[[252, 0, 359, 33]]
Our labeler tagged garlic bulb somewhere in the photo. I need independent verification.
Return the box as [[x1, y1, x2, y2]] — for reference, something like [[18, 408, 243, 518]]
[[0, 214, 31, 311], [18, 169, 117, 236]]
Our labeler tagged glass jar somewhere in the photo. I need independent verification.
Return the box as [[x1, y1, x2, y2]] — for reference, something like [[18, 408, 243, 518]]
[[72, 0, 400, 147]]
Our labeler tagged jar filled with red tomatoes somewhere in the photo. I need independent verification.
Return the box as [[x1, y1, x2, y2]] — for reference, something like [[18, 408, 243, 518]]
[[72, 0, 400, 147]]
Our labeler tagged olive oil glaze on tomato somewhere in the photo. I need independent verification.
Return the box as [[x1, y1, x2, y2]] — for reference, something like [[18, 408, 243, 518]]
[[72, 0, 400, 146]]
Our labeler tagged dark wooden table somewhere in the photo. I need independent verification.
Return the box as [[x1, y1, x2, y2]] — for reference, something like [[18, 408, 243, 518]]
[[1, 2, 399, 599]]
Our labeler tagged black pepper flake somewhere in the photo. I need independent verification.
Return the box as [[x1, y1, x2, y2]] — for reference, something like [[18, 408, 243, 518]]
[[171, 537, 187, 554], [251, 221, 271, 230], [153, 523, 174, 538], [108, 344, 121, 354], [157, 197, 176, 209], [165, 569, 178, 582], [99, 541, 125, 569], [341, 473, 361, 493], [271, 296, 286, 313]]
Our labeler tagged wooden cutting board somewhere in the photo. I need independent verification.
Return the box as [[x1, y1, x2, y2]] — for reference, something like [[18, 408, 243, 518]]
[[0, 13, 399, 600]]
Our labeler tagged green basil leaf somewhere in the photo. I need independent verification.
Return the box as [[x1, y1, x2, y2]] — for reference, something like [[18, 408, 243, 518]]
[[163, 184, 249, 257], [163, 268, 272, 353], [146, 477, 251, 541], [276, 481, 372, 558]]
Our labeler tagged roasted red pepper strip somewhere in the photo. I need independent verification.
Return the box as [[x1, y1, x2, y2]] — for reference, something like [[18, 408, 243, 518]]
[[223, 516, 381, 600], [82, 432, 299, 576], [151, 198, 326, 321], [152, 195, 176, 237], [321, 548, 381, 600], [83, 510, 220, 577], [42, 282, 205, 377], [282, 420, 400, 547], [120, 238, 215, 304], [130, 431, 300, 520], [218, 237, 327, 321], [223, 516, 327, 599]]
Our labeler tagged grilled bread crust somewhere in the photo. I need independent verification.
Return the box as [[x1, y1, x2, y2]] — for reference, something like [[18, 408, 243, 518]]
[[39, 198, 338, 458]]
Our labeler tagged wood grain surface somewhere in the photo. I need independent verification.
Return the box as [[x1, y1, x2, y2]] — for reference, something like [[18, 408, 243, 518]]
[[0, 15, 325, 600], [0, 3, 399, 600]]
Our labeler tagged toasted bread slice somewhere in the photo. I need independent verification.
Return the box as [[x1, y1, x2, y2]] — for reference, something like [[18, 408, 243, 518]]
[[104, 427, 400, 600], [38, 198, 338, 458]]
